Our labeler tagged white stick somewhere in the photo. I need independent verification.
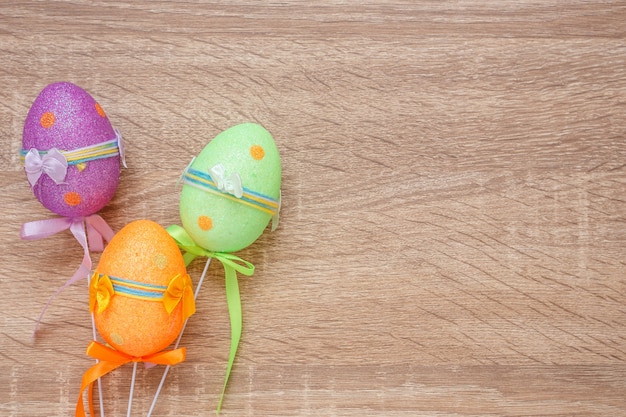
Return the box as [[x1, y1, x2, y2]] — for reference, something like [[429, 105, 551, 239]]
[[127, 361, 139, 417], [88, 274, 106, 417], [146, 258, 212, 417]]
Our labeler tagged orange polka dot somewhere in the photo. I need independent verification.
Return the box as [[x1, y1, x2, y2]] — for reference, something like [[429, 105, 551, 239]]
[[197, 215, 213, 231], [110, 333, 124, 346], [40, 112, 56, 129], [95, 102, 107, 118], [63, 191, 82, 206], [250, 145, 265, 160], [153, 253, 168, 270]]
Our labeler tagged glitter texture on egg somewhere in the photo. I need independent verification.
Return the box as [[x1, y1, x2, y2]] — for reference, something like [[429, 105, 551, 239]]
[[179, 123, 281, 253], [92, 220, 190, 357], [22, 82, 121, 217]]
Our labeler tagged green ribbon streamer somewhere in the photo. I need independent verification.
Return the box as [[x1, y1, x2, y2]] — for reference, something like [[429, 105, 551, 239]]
[[167, 224, 255, 414]]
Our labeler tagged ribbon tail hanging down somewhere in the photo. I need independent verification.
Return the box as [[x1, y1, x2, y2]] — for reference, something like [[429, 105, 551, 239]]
[[183, 251, 198, 267], [26, 216, 115, 337], [76, 359, 123, 417], [165, 224, 256, 414], [216, 263, 242, 414], [85, 214, 115, 252], [27, 218, 90, 337]]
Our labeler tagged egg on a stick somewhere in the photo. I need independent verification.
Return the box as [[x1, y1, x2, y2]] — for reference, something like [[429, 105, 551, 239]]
[[163, 123, 281, 413], [20, 81, 126, 335], [77, 220, 195, 417]]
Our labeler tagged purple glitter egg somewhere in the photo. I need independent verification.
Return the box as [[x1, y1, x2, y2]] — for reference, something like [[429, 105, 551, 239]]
[[22, 82, 121, 217]]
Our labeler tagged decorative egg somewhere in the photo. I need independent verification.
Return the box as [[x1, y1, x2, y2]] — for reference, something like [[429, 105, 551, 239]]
[[22, 82, 121, 217], [179, 123, 281, 253], [91, 220, 194, 357]]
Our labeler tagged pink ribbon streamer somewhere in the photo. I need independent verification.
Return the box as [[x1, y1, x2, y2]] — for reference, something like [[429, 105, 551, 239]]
[[24, 148, 68, 187], [21, 214, 115, 337]]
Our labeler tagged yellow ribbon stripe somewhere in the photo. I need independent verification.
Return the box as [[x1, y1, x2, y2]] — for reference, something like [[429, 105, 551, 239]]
[[183, 169, 279, 216], [89, 272, 195, 321], [20, 139, 120, 165]]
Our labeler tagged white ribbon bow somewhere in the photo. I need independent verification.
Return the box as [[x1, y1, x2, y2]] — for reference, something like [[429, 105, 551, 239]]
[[24, 148, 68, 187], [208, 163, 243, 198], [114, 128, 128, 168]]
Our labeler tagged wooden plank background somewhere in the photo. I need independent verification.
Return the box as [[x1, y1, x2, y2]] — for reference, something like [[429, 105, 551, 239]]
[[1, 2, 625, 416]]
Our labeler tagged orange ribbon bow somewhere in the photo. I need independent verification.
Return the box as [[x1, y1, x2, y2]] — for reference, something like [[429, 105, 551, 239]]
[[163, 273, 196, 320], [76, 341, 186, 417], [89, 273, 114, 314]]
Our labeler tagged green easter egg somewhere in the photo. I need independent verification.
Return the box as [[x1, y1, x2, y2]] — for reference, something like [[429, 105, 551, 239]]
[[180, 123, 281, 253]]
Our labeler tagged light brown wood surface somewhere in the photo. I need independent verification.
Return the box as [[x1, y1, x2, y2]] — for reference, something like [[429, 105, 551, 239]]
[[1, 2, 625, 416]]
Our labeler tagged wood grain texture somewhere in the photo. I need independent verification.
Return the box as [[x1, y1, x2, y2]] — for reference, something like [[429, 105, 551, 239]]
[[1, 1, 625, 416]]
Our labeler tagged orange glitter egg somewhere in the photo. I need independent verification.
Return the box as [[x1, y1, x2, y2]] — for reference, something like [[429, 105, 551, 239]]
[[92, 220, 190, 357]]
